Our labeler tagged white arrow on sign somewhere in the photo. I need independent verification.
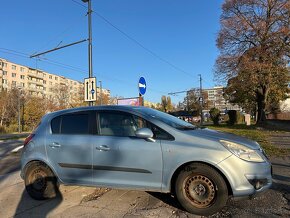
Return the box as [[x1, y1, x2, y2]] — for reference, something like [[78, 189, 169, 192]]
[[139, 83, 146, 88]]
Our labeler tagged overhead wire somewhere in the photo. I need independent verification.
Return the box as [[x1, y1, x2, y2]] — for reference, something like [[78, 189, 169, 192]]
[[0, 48, 168, 94], [70, 0, 199, 79]]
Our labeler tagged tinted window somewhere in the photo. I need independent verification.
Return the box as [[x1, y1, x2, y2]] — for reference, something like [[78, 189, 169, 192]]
[[51, 116, 61, 134], [61, 113, 89, 134]]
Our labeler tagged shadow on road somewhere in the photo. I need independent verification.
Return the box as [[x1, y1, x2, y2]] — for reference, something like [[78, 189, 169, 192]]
[[14, 178, 63, 217], [147, 192, 184, 211]]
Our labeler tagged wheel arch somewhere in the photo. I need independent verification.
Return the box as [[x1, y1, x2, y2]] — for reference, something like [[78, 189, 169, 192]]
[[23, 159, 62, 183], [170, 161, 233, 196]]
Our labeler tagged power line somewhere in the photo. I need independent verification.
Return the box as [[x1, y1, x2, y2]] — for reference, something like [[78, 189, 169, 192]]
[[32, 15, 86, 55], [70, 0, 196, 78], [0, 48, 168, 94]]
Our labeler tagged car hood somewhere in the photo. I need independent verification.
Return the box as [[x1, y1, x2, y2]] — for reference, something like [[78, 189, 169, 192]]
[[182, 128, 260, 150]]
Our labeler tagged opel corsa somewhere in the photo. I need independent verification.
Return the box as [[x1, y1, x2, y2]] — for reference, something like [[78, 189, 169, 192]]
[[21, 106, 272, 215]]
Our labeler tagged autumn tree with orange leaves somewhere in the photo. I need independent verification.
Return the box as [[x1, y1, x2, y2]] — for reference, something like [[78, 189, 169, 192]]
[[216, 0, 290, 124]]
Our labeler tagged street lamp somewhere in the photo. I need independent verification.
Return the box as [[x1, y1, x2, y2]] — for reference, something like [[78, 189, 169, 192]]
[[17, 86, 22, 133], [99, 81, 102, 105]]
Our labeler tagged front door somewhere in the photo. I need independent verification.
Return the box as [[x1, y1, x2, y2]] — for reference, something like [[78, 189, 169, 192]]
[[92, 111, 163, 191]]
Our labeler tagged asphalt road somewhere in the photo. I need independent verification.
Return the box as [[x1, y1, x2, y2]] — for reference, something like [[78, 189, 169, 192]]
[[0, 139, 23, 175], [0, 139, 289, 217]]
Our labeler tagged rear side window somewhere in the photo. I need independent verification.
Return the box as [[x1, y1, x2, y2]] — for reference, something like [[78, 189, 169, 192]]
[[51, 116, 61, 134], [51, 113, 89, 134]]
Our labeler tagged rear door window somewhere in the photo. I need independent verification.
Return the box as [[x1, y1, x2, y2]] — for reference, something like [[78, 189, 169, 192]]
[[51, 113, 90, 134]]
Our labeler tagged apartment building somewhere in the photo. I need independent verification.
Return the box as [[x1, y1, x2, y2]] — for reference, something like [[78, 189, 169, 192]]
[[203, 86, 240, 112], [0, 58, 110, 104]]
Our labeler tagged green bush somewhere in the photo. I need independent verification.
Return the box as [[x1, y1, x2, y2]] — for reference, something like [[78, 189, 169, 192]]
[[209, 108, 221, 125], [227, 110, 244, 125]]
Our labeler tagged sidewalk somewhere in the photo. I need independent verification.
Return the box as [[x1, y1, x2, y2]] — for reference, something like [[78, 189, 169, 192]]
[[0, 133, 30, 141]]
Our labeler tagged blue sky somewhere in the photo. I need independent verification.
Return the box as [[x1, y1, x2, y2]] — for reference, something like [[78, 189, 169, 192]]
[[0, 0, 223, 104]]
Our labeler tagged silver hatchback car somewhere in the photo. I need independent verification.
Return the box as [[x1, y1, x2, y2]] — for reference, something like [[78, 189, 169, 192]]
[[21, 106, 272, 215]]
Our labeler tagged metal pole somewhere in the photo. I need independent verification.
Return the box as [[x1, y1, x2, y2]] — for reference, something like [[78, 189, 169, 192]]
[[18, 88, 21, 133], [199, 74, 203, 126], [83, 0, 94, 106], [186, 91, 189, 112], [99, 81, 102, 105]]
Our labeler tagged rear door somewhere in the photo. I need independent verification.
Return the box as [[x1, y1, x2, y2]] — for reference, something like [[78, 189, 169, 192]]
[[46, 111, 94, 185]]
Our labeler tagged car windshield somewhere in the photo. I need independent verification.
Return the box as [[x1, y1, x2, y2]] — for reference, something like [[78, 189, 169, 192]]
[[136, 107, 196, 130]]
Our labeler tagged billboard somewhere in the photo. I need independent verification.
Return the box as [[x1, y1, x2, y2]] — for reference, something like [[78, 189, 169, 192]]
[[117, 97, 141, 106]]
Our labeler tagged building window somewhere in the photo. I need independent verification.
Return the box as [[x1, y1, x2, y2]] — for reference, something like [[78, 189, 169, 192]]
[[21, 83, 25, 87], [43, 80, 46, 84], [20, 67, 25, 72], [3, 79, 7, 84], [11, 65, 17, 70], [20, 75, 25, 79], [3, 63, 7, 68], [12, 81, 17, 86], [2, 71, 7, 76], [12, 73, 16, 77], [55, 77, 58, 81], [49, 75, 52, 79]]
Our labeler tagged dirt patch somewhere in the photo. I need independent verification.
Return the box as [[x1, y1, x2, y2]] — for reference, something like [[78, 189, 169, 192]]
[[81, 188, 111, 202]]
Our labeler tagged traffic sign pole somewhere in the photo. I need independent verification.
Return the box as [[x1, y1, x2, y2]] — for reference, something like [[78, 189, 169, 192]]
[[138, 77, 146, 106]]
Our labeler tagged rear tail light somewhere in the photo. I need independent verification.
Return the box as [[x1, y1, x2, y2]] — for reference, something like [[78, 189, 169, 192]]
[[24, 134, 35, 147]]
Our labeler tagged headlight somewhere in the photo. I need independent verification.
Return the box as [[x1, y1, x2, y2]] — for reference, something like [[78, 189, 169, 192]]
[[220, 140, 265, 162]]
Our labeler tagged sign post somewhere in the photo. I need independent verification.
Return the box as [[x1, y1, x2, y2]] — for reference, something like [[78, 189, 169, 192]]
[[84, 77, 97, 102], [138, 77, 146, 106]]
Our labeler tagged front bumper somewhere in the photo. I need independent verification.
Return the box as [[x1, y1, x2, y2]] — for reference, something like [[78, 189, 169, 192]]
[[217, 154, 272, 197]]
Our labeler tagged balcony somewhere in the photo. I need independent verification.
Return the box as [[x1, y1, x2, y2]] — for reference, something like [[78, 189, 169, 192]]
[[27, 70, 44, 79], [27, 86, 44, 93], [28, 79, 44, 86]]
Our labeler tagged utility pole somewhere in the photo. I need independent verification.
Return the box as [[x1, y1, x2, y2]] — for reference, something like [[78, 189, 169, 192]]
[[82, 0, 95, 106], [99, 81, 102, 105], [198, 74, 203, 125]]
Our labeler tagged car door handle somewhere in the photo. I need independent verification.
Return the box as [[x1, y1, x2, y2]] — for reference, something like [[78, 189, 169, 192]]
[[49, 142, 61, 148], [96, 145, 110, 151]]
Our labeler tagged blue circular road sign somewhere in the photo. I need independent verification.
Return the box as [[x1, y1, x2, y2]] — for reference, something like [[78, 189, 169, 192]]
[[138, 77, 146, 96]]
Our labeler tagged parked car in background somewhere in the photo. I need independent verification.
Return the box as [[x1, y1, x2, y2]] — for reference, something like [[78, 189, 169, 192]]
[[21, 106, 272, 216]]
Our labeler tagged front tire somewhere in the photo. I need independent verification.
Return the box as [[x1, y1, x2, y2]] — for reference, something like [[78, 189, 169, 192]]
[[175, 163, 228, 216], [24, 162, 59, 200]]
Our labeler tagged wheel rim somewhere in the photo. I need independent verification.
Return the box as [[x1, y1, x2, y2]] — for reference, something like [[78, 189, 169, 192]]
[[30, 169, 47, 192], [184, 174, 216, 208]]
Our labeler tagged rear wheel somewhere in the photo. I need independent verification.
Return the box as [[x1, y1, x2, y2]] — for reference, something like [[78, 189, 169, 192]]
[[175, 163, 228, 216], [24, 162, 59, 200]]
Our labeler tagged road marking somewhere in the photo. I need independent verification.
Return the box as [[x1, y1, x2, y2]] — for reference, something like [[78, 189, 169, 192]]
[[11, 145, 24, 153]]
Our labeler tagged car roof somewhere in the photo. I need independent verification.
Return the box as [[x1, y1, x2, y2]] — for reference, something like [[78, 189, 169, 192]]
[[43, 105, 150, 120]]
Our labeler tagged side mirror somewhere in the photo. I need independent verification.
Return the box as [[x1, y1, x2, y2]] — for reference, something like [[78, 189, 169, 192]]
[[135, 128, 154, 140]]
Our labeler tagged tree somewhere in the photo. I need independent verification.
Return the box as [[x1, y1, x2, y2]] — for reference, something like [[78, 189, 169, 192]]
[[216, 0, 290, 124], [96, 93, 110, 105], [23, 96, 46, 131], [160, 96, 173, 112], [51, 84, 71, 110], [0, 89, 19, 127], [209, 108, 221, 125]]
